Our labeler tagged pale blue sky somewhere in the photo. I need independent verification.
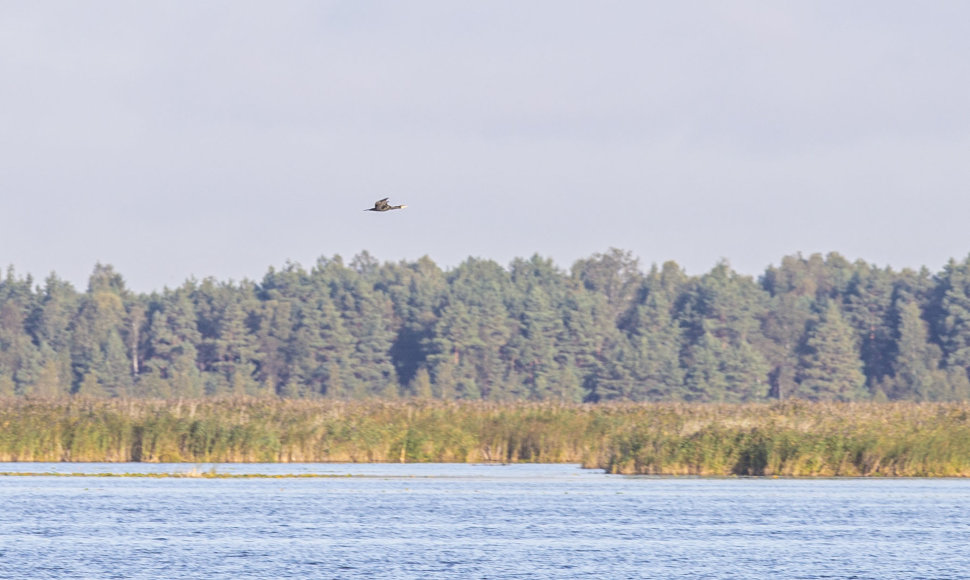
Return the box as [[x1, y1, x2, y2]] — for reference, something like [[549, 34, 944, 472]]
[[3, 2, 969, 292]]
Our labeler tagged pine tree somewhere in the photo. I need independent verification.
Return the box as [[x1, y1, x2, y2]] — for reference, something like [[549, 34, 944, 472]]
[[379, 256, 447, 388], [314, 295, 358, 397], [842, 262, 897, 389], [29, 274, 78, 357], [349, 288, 398, 398], [70, 265, 132, 395], [615, 289, 684, 401], [570, 248, 642, 322], [427, 301, 484, 399], [507, 285, 569, 400], [682, 325, 768, 402], [795, 302, 867, 401], [683, 328, 729, 401], [143, 287, 204, 397], [253, 297, 294, 396], [559, 287, 621, 402], [195, 281, 260, 396], [760, 293, 814, 400], [761, 256, 834, 400], [98, 330, 133, 396], [891, 301, 946, 400], [426, 258, 515, 400], [0, 297, 41, 395], [678, 262, 770, 401], [928, 256, 970, 385]]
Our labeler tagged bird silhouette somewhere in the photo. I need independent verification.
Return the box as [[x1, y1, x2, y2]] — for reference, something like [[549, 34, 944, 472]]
[[365, 197, 407, 211]]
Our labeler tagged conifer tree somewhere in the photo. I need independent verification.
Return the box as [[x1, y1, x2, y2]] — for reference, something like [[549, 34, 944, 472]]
[[795, 302, 867, 401], [253, 296, 294, 396], [427, 301, 484, 399], [507, 285, 570, 400], [571, 248, 642, 322], [679, 262, 770, 401], [559, 287, 619, 401], [842, 263, 897, 389], [619, 289, 685, 401], [69, 265, 133, 395], [98, 330, 133, 396], [6, 250, 970, 402], [0, 299, 41, 395], [378, 256, 446, 387], [427, 258, 514, 400], [891, 301, 946, 400], [349, 288, 398, 398], [30, 274, 78, 357], [193, 280, 260, 396], [143, 287, 204, 397], [928, 256, 970, 385]]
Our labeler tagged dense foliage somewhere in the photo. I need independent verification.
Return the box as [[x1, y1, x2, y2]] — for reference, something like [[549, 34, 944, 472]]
[[2, 398, 969, 476], [3, 249, 970, 402]]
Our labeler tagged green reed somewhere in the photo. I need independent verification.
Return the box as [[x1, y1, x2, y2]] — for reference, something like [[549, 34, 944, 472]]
[[1, 398, 968, 476]]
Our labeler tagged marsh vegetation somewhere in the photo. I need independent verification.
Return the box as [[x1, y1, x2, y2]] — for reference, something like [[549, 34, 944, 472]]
[[2, 398, 968, 476]]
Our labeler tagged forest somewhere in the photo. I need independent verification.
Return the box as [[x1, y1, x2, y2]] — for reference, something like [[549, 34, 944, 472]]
[[3, 248, 970, 403]]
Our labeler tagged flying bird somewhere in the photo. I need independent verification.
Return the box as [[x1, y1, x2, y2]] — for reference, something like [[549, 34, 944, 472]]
[[365, 197, 407, 212]]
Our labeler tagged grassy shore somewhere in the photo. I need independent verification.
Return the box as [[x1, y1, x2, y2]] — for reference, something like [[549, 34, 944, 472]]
[[1, 398, 968, 476]]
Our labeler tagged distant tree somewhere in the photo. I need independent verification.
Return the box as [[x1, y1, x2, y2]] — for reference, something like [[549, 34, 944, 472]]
[[348, 287, 398, 398], [427, 258, 514, 400], [571, 248, 643, 322], [143, 286, 204, 397], [323, 259, 399, 397], [761, 253, 873, 400], [928, 256, 970, 385], [759, 292, 814, 400], [597, 270, 684, 401], [28, 274, 78, 356], [379, 256, 447, 388], [68, 265, 133, 396], [506, 285, 573, 401], [890, 301, 946, 400], [0, 292, 42, 395], [193, 279, 260, 396], [9, 250, 970, 402], [428, 301, 485, 399], [679, 262, 770, 401], [841, 262, 897, 389], [795, 301, 867, 401], [97, 330, 132, 396], [558, 286, 621, 401]]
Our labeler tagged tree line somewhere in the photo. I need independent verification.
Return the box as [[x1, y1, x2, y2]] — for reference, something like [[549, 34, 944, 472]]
[[3, 249, 970, 402]]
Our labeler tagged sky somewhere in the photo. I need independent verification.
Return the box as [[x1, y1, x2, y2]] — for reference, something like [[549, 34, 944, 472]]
[[3, 2, 969, 293]]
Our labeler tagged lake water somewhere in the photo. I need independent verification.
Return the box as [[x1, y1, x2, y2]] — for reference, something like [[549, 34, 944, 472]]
[[0, 463, 968, 579]]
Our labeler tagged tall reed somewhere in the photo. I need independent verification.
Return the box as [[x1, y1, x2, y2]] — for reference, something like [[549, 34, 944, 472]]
[[1, 398, 968, 476]]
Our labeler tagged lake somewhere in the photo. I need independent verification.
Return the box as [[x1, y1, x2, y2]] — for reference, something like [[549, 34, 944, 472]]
[[1, 463, 968, 579]]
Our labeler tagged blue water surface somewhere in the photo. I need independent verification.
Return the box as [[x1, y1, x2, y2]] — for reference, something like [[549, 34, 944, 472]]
[[0, 463, 968, 579]]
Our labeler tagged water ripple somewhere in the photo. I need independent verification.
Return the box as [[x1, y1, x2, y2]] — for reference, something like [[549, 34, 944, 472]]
[[0, 465, 968, 579]]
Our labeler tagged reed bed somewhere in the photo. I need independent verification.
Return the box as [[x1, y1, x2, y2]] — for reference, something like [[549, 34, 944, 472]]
[[1, 398, 968, 476]]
